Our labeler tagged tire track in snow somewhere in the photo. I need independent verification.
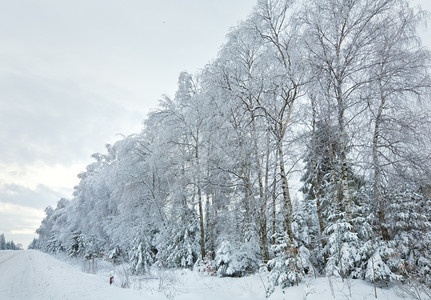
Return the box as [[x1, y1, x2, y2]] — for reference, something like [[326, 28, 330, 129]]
[[0, 251, 20, 265]]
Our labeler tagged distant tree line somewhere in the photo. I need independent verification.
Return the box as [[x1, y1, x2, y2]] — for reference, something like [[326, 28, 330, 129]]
[[32, 0, 431, 295], [0, 234, 22, 250]]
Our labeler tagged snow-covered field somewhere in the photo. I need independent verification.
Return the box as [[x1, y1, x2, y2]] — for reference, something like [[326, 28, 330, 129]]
[[0, 250, 418, 300]]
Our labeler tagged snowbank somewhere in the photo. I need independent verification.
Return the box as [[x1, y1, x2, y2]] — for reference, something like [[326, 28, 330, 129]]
[[0, 250, 420, 300]]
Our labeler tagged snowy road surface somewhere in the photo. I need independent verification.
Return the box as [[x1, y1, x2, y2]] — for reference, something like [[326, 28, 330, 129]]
[[0, 250, 151, 300]]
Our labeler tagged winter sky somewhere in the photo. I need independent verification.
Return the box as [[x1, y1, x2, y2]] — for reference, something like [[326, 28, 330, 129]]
[[1, 0, 430, 248]]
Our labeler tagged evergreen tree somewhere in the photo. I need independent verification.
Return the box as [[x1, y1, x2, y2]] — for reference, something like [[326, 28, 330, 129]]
[[267, 231, 312, 297], [386, 185, 431, 286], [364, 242, 401, 287], [28, 238, 39, 250], [156, 207, 200, 269], [214, 229, 260, 278], [0, 234, 5, 250], [129, 237, 156, 275]]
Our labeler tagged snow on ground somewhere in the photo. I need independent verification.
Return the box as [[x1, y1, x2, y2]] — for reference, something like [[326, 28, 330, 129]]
[[0, 250, 153, 300], [0, 250, 416, 300]]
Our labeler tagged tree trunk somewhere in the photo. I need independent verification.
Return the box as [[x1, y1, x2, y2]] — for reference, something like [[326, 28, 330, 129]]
[[195, 135, 206, 260], [197, 186, 206, 260], [210, 192, 215, 259], [310, 99, 325, 250], [336, 80, 352, 222], [251, 121, 270, 263], [329, 135, 344, 215], [311, 97, 325, 238], [278, 143, 293, 241], [373, 85, 390, 241]]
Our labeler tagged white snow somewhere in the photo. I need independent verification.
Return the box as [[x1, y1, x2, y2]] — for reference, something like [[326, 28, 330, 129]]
[[0, 250, 151, 300], [0, 250, 415, 300]]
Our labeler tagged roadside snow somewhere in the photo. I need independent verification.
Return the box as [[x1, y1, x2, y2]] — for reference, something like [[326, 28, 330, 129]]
[[0, 250, 153, 300], [0, 250, 413, 300]]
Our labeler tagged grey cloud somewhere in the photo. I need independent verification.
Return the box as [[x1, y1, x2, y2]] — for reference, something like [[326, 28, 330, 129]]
[[0, 184, 67, 210], [0, 202, 45, 248], [0, 184, 60, 248], [0, 69, 136, 165]]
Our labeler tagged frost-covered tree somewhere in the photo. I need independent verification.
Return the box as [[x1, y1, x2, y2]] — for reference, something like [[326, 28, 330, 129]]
[[28, 238, 39, 250], [364, 0, 430, 241], [251, 0, 306, 243], [267, 232, 312, 296], [156, 206, 200, 269], [0, 234, 21, 250], [324, 219, 358, 279], [386, 185, 431, 285], [365, 244, 401, 287], [215, 238, 260, 278], [129, 236, 156, 275], [0, 234, 5, 250]]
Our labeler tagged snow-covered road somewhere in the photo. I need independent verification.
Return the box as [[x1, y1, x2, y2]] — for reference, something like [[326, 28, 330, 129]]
[[0, 250, 151, 300]]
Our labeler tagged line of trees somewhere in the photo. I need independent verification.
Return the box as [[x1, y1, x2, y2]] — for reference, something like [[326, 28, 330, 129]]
[[32, 0, 431, 294], [0, 234, 22, 250]]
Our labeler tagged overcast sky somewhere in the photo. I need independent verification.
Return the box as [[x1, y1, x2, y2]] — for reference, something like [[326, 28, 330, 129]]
[[1, 0, 430, 248]]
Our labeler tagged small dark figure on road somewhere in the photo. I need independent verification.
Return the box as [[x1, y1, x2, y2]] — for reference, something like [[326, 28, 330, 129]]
[[110, 271, 114, 285]]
